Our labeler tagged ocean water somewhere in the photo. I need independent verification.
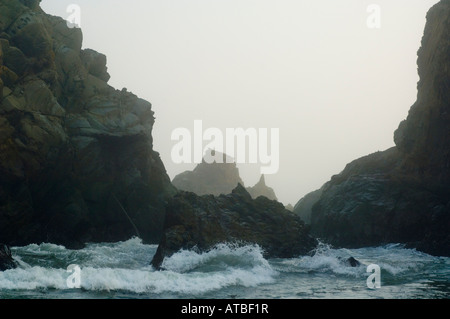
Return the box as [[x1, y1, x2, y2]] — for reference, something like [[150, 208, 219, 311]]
[[0, 238, 448, 299]]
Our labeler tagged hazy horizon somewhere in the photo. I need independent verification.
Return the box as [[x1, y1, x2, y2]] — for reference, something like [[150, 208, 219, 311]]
[[41, 0, 439, 205]]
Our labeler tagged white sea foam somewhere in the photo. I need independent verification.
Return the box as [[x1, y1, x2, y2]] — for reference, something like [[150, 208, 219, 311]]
[[1, 240, 276, 294], [273, 242, 442, 278], [273, 243, 366, 277], [161, 243, 271, 272], [0, 267, 68, 290], [1, 239, 448, 298], [352, 244, 441, 276]]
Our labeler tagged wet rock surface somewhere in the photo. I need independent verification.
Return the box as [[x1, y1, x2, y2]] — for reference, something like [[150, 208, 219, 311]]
[[295, 1, 450, 257], [151, 184, 318, 269], [0, 0, 175, 248], [0, 244, 17, 271]]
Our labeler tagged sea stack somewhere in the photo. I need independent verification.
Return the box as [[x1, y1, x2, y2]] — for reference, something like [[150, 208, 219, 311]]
[[172, 150, 244, 196], [294, 0, 450, 257], [246, 175, 278, 201]]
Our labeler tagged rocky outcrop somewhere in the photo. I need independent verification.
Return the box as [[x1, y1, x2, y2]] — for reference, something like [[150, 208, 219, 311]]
[[0, 0, 175, 248], [296, 0, 450, 257], [151, 184, 317, 269], [172, 151, 244, 196], [246, 175, 278, 201], [172, 151, 279, 201], [0, 244, 17, 271]]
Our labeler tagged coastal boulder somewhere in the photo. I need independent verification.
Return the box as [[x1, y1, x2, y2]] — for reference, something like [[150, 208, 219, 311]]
[[151, 184, 317, 269]]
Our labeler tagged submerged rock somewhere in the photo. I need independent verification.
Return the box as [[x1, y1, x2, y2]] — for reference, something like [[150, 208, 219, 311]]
[[151, 184, 318, 269], [0, 244, 17, 271], [0, 0, 175, 248], [295, 0, 450, 257], [342, 257, 361, 268]]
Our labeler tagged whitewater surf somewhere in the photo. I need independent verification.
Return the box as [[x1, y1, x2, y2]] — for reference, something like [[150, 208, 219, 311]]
[[0, 238, 448, 299]]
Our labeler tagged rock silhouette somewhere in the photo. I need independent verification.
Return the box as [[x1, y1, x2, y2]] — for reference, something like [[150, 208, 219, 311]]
[[0, 244, 17, 271], [246, 175, 278, 201], [172, 151, 244, 197], [172, 151, 279, 200]]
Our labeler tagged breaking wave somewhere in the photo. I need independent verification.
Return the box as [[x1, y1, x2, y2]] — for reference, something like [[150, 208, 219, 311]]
[[1, 239, 448, 298], [0, 239, 276, 295]]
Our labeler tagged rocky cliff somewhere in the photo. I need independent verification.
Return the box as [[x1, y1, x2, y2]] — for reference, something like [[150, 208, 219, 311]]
[[151, 184, 317, 269], [0, 0, 175, 248], [295, 0, 450, 257]]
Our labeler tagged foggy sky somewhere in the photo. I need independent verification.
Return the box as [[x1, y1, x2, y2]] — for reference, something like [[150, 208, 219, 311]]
[[41, 0, 439, 205]]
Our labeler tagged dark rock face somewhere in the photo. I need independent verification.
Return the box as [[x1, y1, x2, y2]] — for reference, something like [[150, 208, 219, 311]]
[[151, 184, 318, 269], [172, 151, 244, 197], [339, 257, 361, 268], [296, 1, 450, 257], [0, 0, 175, 248], [294, 188, 323, 224], [0, 244, 17, 271]]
